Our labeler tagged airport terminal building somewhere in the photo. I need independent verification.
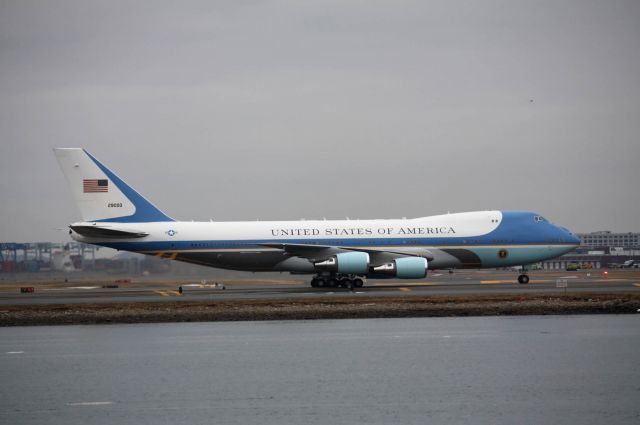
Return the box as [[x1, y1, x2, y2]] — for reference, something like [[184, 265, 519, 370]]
[[541, 231, 640, 270], [577, 231, 640, 249]]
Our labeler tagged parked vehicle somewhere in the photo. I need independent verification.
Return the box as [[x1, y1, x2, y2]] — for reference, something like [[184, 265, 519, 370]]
[[566, 263, 580, 271]]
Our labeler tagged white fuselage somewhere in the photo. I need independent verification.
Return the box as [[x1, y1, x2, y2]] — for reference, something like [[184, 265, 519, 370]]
[[70, 211, 580, 273]]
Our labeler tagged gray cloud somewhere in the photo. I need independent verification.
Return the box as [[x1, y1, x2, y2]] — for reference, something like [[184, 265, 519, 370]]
[[1, 0, 639, 241]]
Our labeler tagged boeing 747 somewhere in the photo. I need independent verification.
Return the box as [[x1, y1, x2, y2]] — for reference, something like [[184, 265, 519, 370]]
[[54, 148, 580, 287]]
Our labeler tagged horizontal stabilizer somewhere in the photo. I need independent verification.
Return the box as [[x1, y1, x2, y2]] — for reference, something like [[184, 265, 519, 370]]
[[70, 225, 149, 239]]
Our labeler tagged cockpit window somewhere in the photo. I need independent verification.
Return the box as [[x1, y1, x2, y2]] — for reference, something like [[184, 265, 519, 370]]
[[534, 216, 546, 222]]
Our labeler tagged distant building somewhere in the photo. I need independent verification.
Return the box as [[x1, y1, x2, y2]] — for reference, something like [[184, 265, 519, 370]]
[[540, 231, 640, 270], [577, 231, 640, 249]]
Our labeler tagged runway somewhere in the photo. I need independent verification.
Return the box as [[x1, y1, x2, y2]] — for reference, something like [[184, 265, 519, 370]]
[[1, 270, 639, 306]]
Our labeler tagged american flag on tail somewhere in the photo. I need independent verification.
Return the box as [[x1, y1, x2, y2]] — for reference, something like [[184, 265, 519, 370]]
[[83, 179, 108, 193]]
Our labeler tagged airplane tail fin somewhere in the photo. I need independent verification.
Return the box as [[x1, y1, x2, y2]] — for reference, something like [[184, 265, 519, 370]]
[[53, 148, 174, 223]]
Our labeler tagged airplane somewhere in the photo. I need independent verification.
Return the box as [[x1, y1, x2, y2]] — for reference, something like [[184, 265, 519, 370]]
[[54, 148, 580, 287]]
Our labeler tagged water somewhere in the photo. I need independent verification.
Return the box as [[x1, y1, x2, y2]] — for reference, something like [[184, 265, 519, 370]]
[[1, 315, 639, 424]]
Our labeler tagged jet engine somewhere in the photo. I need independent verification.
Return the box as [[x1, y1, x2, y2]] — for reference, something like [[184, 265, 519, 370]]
[[372, 257, 428, 279], [314, 252, 370, 274]]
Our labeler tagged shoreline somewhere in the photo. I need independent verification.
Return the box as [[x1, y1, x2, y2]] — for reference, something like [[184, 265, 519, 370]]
[[2, 292, 639, 326]]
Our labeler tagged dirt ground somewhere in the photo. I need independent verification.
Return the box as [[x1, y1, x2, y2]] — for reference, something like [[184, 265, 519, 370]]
[[2, 293, 639, 326]]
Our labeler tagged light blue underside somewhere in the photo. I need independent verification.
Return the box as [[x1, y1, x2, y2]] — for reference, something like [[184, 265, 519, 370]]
[[470, 245, 574, 267]]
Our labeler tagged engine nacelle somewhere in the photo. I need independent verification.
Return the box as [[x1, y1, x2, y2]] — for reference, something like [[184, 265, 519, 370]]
[[372, 257, 428, 279], [314, 252, 370, 274]]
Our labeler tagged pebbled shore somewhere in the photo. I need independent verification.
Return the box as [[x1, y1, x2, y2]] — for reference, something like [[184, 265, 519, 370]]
[[1, 293, 639, 326]]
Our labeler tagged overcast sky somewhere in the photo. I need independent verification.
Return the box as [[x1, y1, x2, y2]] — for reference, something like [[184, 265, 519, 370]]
[[1, 0, 639, 242]]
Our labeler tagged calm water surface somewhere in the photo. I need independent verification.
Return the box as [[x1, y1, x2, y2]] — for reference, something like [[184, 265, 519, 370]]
[[1, 315, 639, 425]]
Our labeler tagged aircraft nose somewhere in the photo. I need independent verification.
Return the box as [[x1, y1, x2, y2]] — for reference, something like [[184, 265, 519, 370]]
[[561, 226, 581, 246], [569, 232, 581, 246]]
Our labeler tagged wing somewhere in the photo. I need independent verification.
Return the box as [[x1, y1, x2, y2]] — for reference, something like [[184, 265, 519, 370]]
[[260, 242, 433, 263]]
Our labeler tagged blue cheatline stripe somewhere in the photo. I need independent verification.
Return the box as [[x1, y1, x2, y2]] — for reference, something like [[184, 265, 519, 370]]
[[85, 150, 174, 223], [468, 245, 573, 267], [97, 236, 577, 252]]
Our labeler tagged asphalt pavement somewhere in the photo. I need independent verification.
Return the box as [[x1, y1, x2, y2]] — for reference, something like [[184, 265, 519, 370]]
[[1, 270, 638, 305]]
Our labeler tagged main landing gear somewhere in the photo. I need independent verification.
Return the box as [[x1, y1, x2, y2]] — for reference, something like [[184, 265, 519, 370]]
[[310, 274, 364, 289]]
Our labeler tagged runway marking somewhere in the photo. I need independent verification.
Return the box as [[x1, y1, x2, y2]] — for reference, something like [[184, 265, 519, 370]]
[[399, 287, 411, 292], [6, 351, 24, 354], [595, 279, 629, 282], [481, 279, 552, 284], [67, 401, 113, 406], [44, 287, 99, 291], [155, 290, 181, 297]]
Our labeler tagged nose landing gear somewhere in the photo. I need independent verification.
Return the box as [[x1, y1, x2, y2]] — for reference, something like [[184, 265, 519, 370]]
[[517, 267, 530, 284]]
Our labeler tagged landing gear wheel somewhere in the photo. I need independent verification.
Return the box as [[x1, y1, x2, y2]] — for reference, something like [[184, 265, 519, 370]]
[[329, 278, 340, 288], [353, 278, 364, 288], [518, 274, 530, 284], [310, 278, 319, 288], [315, 277, 327, 288]]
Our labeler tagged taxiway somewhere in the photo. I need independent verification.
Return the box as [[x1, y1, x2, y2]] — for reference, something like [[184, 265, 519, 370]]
[[1, 270, 638, 306]]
